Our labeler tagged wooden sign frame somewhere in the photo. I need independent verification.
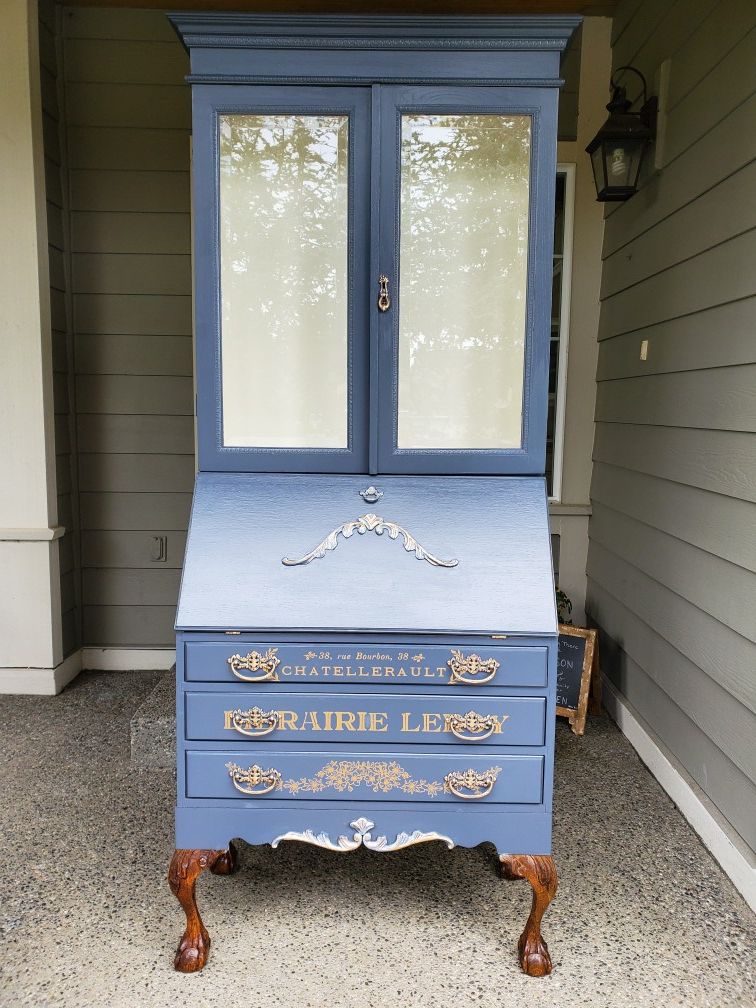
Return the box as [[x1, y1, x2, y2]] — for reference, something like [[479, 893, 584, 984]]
[[556, 625, 601, 736]]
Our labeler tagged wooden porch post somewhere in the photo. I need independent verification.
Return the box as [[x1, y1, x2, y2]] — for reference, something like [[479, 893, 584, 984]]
[[0, 0, 74, 693]]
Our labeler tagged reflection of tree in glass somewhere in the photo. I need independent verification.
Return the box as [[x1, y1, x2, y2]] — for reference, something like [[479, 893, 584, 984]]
[[219, 115, 348, 448], [399, 115, 531, 449]]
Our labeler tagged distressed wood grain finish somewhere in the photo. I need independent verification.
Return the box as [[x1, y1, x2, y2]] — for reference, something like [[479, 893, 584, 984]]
[[499, 853, 558, 976], [177, 475, 556, 635]]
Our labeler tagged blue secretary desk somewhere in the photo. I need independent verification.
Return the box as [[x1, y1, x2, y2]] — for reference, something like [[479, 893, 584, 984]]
[[168, 13, 578, 978]]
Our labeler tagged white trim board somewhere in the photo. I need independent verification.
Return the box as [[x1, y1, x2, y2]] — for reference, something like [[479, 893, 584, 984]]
[[602, 674, 756, 914], [81, 648, 176, 671], [0, 648, 176, 694], [0, 650, 81, 696]]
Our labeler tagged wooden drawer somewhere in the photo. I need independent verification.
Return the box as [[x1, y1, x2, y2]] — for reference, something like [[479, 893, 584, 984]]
[[185, 691, 546, 746], [186, 749, 544, 805], [183, 641, 548, 689]]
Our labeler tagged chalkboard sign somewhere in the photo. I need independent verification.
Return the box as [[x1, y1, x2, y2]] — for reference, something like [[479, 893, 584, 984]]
[[556, 625, 599, 736]]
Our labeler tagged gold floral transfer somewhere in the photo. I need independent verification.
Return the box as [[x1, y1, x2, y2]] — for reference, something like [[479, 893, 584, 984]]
[[282, 759, 445, 796]]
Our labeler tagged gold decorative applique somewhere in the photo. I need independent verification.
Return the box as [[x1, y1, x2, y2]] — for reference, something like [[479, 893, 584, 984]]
[[280, 760, 444, 797]]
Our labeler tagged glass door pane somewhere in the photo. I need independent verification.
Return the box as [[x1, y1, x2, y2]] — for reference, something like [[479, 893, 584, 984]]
[[397, 113, 531, 450], [219, 113, 349, 449]]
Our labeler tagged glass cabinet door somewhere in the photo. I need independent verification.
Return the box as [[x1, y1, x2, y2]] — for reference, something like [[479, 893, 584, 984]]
[[193, 87, 371, 471], [375, 87, 556, 474]]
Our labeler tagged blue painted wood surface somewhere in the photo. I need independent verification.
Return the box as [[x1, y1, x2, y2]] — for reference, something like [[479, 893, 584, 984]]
[[175, 806, 553, 853], [375, 85, 557, 475], [183, 639, 548, 687], [191, 85, 372, 474], [185, 691, 546, 745], [169, 12, 575, 857], [176, 473, 556, 635], [186, 749, 544, 804]]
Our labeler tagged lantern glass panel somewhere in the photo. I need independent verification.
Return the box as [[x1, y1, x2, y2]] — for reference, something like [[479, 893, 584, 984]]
[[590, 146, 606, 195], [603, 139, 643, 190]]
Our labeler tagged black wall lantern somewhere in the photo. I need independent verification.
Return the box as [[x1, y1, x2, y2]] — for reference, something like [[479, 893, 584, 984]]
[[586, 66, 658, 202]]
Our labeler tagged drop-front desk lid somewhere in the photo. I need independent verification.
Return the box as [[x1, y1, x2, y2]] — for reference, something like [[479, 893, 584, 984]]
[[176, 473, 557, 636]]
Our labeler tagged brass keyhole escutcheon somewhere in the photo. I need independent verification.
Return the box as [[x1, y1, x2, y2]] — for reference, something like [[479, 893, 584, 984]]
[[377, 275, 390, 312]]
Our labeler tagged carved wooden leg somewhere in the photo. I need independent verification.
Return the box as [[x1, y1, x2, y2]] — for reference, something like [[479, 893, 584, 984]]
[[209, 839, 239, 877], [499, 854, 558, 977], [168, 848, 233, 972]]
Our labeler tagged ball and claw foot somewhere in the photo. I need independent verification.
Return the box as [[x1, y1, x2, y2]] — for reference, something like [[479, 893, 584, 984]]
[[210, 839, 239, 877], [168, 845, 238, 973], [499, 853, 558, 977]]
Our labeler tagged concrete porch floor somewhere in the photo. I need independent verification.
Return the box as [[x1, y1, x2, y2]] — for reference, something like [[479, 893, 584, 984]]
[[0, 671, 753, 1008]]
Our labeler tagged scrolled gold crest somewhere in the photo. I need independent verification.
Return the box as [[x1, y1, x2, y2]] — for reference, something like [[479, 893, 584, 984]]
[[224, 706, 279, 737], [447, 649, 500, 685], [444, 766, 501, 800], [227, 648, 280, 682], [445, 710, 499, 740]]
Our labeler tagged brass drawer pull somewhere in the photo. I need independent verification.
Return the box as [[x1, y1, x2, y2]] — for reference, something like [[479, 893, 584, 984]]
[[224, 707, 279, 738], [445, 711, 498, 741], [227, 648, 280, 682], [377, 274, 391, 311], [444, 767, 501, 800], [225, 762, 282, 796], [447, 649, 499, 685]]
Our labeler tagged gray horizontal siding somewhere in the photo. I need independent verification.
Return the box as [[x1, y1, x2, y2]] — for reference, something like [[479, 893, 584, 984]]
[[591, 463, 756, 572], [593, 423, 756, 502], [602, 95, 756, 259], [595, 298, 756, 379], [594, 366, 756, 431], [76, 415, 194, 455], [589, 0, 756, 858], [83, 606, 178, 647], [588, 540, 756, 715], [81, 531, 187, 570], [75, 334, 193, 377], [600, 161, 756, 299], [79, 493, 192, 532], [76, 413, 193, 453], [590, 502, 755, 642], [64, 6, 192, 647], [595, 609, 756, 852]]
